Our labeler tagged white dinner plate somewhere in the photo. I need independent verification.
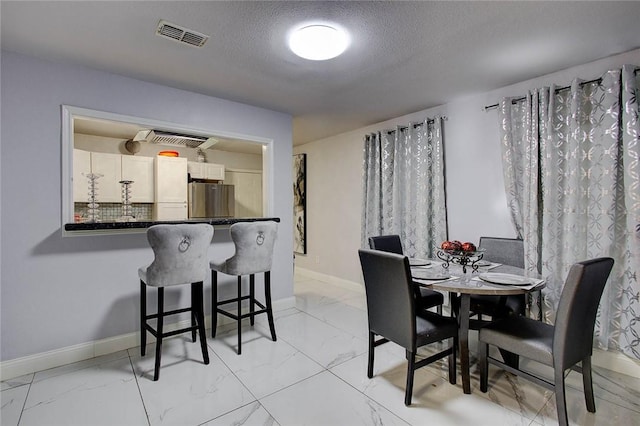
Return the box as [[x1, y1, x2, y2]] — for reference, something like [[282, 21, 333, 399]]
[[412, 270, 450, 280], [478, 273, 531, 286], [409, 258, 431, 266], [473, 260, 492, 267]]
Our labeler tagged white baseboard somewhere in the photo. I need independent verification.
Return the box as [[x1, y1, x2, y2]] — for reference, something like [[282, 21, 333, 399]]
[[593, 348, 640, 378], [295, 267, 364, 293], [0, 296, 295, 381]]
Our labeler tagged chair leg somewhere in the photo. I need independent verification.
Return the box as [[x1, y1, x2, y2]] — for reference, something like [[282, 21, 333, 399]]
[[190, 287, 197, 342], [582, 356, 596, 412], [237, 275, 243, 355], [479, 341, 488, 392], [153, 287, 164, 381], [211, 271, 218, 338], [405, 351, 416, 406], [500, 349, 519, 370], [450, 293, 459, 318], [448, 336, 457, 385], [249, 274, 255, 326], [140, 280, 147, 356], [264, 271, 277, 341], [367, 332, 375, 378], [554, 367, 569, 426], [537, 290, 544, 321], [437, 304, 442, 315], [193, 282, 209, 365]]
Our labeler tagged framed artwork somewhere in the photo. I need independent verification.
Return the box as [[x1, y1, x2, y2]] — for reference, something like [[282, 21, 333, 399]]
[[293, 153, 307, 254]]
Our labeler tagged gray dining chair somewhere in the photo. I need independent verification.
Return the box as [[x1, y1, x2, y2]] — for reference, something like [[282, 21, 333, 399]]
[[470, 236, 526, 319], [139, 223, 214, 381], [368, 235, 444, 315], [478, 257, 614, 426], [358, 249, 458, 405], [210, 221, 278, 354]]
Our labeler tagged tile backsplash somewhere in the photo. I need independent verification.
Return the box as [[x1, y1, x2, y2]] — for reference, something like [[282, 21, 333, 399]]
[[74, 203, 153, 222]]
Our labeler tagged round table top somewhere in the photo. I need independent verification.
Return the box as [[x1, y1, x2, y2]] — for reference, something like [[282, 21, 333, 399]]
[[412, 263, 546, 295]]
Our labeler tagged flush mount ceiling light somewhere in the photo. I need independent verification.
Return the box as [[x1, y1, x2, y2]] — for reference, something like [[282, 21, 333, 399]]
[[288, 24, 349, 60]]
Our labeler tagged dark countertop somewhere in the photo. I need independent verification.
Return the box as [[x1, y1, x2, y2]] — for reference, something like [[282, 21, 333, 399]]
[[65, 217, 280, 232]]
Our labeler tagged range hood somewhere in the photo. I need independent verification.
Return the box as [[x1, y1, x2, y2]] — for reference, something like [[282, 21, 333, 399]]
[[134, 130, 218, 149]]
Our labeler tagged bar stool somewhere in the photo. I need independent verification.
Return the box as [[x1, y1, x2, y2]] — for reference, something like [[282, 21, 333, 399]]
[[210, 221, 278, 354], [139, 223, 214, 381]]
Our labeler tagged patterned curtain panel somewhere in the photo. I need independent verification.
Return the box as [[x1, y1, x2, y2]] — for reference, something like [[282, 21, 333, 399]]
[[361, 118, 447, 259], [499, 89, 549, 319], [498, 65, 640, 360]]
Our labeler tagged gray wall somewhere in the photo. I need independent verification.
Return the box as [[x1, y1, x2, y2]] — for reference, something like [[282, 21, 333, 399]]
[[294, 48, 640, 285], [0, 51, 293, 361]]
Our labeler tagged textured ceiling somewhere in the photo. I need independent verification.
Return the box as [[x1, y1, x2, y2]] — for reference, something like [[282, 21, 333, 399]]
[[2, 1, 639, 145]]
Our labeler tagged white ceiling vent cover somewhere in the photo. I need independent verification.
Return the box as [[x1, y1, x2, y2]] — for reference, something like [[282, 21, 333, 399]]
[[156, 20, 208, 47]]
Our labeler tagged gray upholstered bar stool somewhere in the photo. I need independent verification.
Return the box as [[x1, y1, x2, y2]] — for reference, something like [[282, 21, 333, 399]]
[[210, 221, 278, 354], [139, 223, 214, 381]]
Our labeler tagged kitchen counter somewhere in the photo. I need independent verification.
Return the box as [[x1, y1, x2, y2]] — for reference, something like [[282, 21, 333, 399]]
[[64, 217, 280, 235]]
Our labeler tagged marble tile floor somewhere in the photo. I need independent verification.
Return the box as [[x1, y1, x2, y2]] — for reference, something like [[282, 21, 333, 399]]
[[2, 273, 639, 426]]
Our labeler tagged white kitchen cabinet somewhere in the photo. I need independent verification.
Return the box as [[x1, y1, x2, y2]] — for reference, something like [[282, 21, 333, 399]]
[[188, 161, 225, 181], [225, 170, 263, 217], [154, 202, 188, 221], [121, 156, 154, 202], [154, 156, 187, 220], [73, 149, 91, 202], [74, 150, 121, 203], [90, 152, 122, 202], [205, 163, 225, 180], [187, 161, 205, 179]]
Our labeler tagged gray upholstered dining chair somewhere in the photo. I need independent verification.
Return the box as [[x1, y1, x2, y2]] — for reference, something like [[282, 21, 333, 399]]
[[139, 223, 214, 381], [478, 257, 614, 426], [358, 249, 458, 406], [368, 235, 444, 315], [470, 237, 526, 319], [210, 221, 278, 354]]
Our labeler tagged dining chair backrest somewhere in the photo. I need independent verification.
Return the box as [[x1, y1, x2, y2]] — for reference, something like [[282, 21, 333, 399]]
[[368, 235, 403, 255], [358, 249, 415, 350], [478, 237, 524, 268], [145, 224, 214, 287], [553, 257, 614, 370]]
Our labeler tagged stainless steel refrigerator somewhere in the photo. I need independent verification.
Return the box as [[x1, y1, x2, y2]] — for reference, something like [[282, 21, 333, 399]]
[[188, 182, 235, 218]]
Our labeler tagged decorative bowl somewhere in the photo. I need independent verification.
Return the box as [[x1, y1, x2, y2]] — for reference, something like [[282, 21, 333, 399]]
[[436, 248, 485, 273]]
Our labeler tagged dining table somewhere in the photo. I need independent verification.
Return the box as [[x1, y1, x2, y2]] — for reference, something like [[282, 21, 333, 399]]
[[411, 259, 546, 394]]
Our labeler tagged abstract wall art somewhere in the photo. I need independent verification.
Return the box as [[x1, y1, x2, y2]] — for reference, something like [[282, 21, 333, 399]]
[[293, 153, 307, 254]]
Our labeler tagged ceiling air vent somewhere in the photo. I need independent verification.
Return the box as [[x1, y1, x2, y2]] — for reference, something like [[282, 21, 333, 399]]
[[156, 20, 208, 47]]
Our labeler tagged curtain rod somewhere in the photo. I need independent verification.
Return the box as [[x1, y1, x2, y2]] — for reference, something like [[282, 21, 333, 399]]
[[483, 67, 640, 112], [385, 116, 448, 134]]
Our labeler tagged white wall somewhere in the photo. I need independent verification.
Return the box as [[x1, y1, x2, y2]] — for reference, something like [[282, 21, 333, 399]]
[[294, 48, 640, 286], [0, 51, 293, 361]]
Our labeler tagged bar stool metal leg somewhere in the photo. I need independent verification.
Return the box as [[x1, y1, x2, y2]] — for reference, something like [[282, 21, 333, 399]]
[[249, 274, 255, 325], [211, 271, 218, 338], [237, 275, 243, 354], [265, 271, 276, 341], [154, 287, 164, 381], [140, 280, 147, 356], [193, 282, 210, 365], [190, 287, 197, 342]]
